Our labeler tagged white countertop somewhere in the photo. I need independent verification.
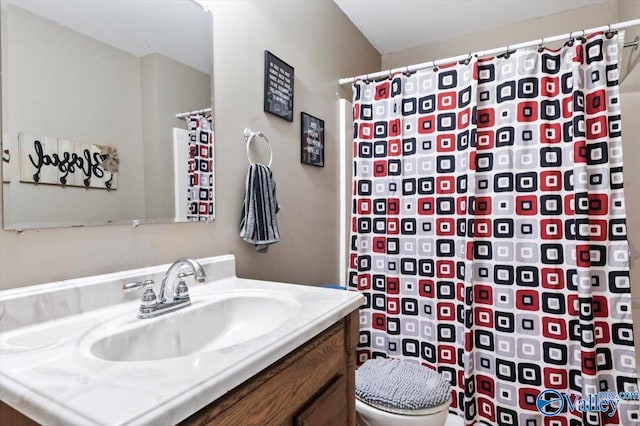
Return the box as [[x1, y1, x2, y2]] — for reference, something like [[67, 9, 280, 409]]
[[0, 255, 363, 425]]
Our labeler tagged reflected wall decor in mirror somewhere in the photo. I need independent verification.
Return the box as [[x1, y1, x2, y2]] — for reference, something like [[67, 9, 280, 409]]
[[0, 0, 214, 230]]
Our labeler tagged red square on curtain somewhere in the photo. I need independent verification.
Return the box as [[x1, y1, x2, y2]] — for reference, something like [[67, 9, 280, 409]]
[[592, 295, 610, 317], [374, 81, 390, 100], [437, 345, 457, 364], [358, 274, 371, 290], [349, 253, 358, 269], [357, 199, 372, 214], [581, 351, 597, 375], [437, 134, 456, 152], [586, 90, 606, 114], [588, 193, 609, 215], [372, 313, 387, 331], [387, 277, 400, 294], [562, 96, 573, 119], [476, 375, 495, 397], [373, 237, 386, 253], [567, 295, 580, 316], [563, 195, 575, 215], [477, 108, 495, 128], [518, 388, 540, 411], [573, 140, 587, 163], [576, 244, 591, 268], [437, 302, 455, 320], [386, 297, 400, 315], [418, 116, 436, 134], [359, 123, 374, 139], [388, 139, 402, 156], [540, 123, 562, 143], [540, 171, 563, 191], [436, 218, 455, 235], [456, 197, 467, 214], [436, 176, 456, 194], [543, 367, 568, 389], [586, 116, 607, 139], [388, 198, 400, 215], [517, 101, 539, 122], [438, 91, 457, 110], [595, 321, 612, 344], [387, 218, 400, 234], [456, 282, 465, 302], [437, 260, 456, 278], [541, 76, 560, 96], [541, 268, 564, 289], [418, 197, 435, 215], [474, 307, 494, 328], [474, 219, 492, 237], [389, 119, 401, 136], [542, 317, 567, 340], [457, 108, 471, 129], [516, 195, 538, 215], [540, 219, 563, 240], [474, 285, 493, 305], [515, 289, 540, 311], [476, 131, 495, 150], [354, 104, 361, 120], [374, 160, 387, 177], [477, 397, 496, 423], [419, 279, 435, 298], [474, 197, 492, 215]]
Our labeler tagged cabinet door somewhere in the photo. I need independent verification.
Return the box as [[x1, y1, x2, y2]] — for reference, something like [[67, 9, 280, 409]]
[[294, 374, 347, 426]]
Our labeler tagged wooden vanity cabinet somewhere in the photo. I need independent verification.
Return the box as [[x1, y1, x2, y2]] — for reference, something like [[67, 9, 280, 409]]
[[181, 310, 359, 426]]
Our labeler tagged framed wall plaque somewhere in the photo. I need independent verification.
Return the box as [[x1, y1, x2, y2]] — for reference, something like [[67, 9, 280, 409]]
[[264, 50, 294, 122], [300, 112, 324, 167]]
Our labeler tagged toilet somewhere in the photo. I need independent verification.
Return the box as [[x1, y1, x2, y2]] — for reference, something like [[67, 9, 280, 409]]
[[355, 358, 452, 426]]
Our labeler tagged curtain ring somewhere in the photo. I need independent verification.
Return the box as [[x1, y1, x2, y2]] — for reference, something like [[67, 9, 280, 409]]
[[538, 37, 545, 53], [464, 53, 472, 65], [404, 65, 410, 76], [567, 31, 574, 47], [581, 29, 586, 42], [606, 24, 615, 39], [432, 60, 438, 72], [504, 45, 511, 59]]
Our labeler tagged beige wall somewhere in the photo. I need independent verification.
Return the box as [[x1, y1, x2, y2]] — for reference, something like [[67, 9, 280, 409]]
[[382, 0, 620, 70], [1, 5, 146, 227], [140, 53, 211, 220], [0, 0, 380, 289]]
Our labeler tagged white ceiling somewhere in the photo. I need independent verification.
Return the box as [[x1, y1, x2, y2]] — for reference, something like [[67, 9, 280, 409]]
[[5, 0, 212, 75], [334, 0, 609, 55]]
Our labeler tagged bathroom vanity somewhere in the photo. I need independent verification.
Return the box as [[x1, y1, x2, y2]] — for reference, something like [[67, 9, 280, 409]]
[[0, 255, 363, 425]]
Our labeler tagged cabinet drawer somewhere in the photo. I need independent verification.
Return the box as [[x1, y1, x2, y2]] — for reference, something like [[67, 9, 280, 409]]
[[294, 374, 347, 426]]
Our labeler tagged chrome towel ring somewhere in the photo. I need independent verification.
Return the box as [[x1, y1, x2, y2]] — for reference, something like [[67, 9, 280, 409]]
[[244, 128, 273, 167]]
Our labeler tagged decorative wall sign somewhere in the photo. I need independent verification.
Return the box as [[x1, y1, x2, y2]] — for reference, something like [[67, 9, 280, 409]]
[[300, 112, 324, 167], [264, 50, 294, 122], [19, 132, 118, 190]]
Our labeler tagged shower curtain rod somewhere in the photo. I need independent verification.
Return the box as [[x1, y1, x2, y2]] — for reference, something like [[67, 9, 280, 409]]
[[175, 107, 212, 119], [338, 19, 640, 85]]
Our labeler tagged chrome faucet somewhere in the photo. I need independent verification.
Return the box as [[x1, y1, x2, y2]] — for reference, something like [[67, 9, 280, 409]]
[[123, 258, 207, 319]]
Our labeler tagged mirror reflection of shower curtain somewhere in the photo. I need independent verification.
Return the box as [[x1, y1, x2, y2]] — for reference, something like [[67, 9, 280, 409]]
[[185, 114, 214, 222], [349, 32, 639, 424]]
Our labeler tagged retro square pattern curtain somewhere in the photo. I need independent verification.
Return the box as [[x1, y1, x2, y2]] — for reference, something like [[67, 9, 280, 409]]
[[349, 33, 639, 425], [186, 113, 214, 222]]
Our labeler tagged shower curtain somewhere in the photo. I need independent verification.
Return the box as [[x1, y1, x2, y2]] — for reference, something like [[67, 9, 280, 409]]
[[349, 33, 639, 424], [186, 113, 214, 222]]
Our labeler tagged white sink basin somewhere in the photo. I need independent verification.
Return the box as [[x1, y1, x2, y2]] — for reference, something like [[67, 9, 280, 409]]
[[88, 291, 301, 362]]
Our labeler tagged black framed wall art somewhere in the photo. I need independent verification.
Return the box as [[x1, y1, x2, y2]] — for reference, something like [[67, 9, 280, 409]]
[[264, 50, 294, 122], [300, 112, 324, 167]]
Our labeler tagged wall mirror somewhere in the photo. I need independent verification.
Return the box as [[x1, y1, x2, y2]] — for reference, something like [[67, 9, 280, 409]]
[[1, 0, 214, 230]]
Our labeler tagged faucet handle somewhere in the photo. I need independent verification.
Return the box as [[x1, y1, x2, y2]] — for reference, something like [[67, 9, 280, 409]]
[[123, 279, 155, 292], [174, 273, 190, 301], [123, 279, 158, 309]]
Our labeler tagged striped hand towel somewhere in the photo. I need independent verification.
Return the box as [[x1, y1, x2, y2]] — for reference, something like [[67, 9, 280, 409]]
[[240, 163, 280, 253]]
